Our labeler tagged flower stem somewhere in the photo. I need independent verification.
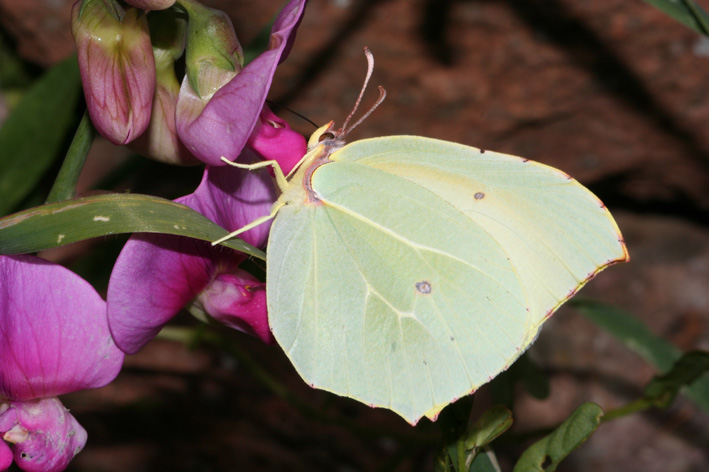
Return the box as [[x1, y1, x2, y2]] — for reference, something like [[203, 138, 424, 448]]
[[46, 110, 95, 204], [601, 397, 653, 422]]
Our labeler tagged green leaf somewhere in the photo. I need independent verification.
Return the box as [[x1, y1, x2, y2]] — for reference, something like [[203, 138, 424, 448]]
[[573, 299, 709, 412], [466, 405, 513, 452], [644, 351, 709, 408], [571, 299, 679, 371], [437, 403, 512, 472], [513, 402, 603, 472], [0, 33, 31, 90], [469, 449, 503, 472], [511, 354, 550, 400], [438, 396, 476, 472], [684, 372, 709, 412], [0, 55, 81, 216], [0, 193, 264, 259], [643, 0, 709, 36], [487, 353, 549, 412], [462, 406, 513, 471]]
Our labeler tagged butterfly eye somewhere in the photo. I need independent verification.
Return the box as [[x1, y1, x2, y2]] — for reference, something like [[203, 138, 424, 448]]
[[319, 132, 335, 142]]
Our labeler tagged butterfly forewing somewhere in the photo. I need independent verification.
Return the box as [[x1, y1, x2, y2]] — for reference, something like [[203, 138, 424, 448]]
[[333, 136, 628, 321]]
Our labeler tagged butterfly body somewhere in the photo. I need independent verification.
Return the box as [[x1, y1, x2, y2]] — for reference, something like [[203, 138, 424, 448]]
[[273, 121, 344, 208], [265, 124, 628, 424]]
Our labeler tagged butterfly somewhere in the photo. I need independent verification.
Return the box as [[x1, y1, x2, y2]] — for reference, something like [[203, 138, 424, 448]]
[[215, 48, 629, 424]]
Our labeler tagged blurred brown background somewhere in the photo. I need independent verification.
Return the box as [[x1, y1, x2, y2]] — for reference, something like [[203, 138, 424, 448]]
[[1, 0, 708, 470]]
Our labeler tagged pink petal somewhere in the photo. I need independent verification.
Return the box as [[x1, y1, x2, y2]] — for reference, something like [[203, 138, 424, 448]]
[[272, 0, 308, 64], [190, 149, 277, 247], [248, 106, 307, 175], [107, 153, 276, 353], [0, 255, 124, 401], [0, 439, 12, 470], [176, 0, 307, 165], [0, 397, 87, 472], [107, 232, 240, 354]]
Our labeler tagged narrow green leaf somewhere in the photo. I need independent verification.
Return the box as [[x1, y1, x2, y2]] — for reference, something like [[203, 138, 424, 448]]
[[465, 405, 513, 452], [0, 193, 264, 259], [573, 299, 709, 412], [686, 0, 709, 33], [571, 299, 679, 371], [644, 351, 709, 408], [0, 55, 81, 216], [643, 0, 709, 36], [513, 403, 603, 472]]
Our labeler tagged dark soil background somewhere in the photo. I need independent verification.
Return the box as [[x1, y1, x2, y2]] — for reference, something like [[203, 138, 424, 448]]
[[1, 0, 709, 471]]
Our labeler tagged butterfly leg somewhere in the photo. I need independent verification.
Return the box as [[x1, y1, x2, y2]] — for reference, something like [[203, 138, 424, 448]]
[[220, 156, 288, 192], [211, 200, 285, 246]]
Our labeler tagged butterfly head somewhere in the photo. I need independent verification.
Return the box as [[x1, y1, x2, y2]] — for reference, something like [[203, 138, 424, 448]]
[[306, 121, 346, 152]]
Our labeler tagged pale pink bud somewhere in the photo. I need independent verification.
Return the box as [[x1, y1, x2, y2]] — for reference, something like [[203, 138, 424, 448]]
[[196, 271, 273, 344], [71, 0, 156, 144]]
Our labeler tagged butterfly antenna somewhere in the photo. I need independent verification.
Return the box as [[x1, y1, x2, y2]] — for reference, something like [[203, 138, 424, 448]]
[[343, 86, 386, 137], [265, 99, 319, 129], [339, 47, 387, 138]]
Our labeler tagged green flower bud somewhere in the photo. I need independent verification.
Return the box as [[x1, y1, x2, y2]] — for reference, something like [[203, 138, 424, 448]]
[[179, 0, 243, 100]]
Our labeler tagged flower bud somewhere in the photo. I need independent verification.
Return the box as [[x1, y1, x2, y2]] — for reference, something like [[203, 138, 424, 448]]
[[180, 0, 242, 102], [195, 270, 273, 344], [1, 398, 88, 472], [128, 9, 199, 164], [71, 0, 155, 144], [124, 0, 175, 10]]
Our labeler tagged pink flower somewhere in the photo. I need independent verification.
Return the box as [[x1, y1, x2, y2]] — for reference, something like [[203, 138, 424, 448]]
[[176, 0, 307, 166], [0, 255, 124, 472], [107, 150, 277, 354]]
